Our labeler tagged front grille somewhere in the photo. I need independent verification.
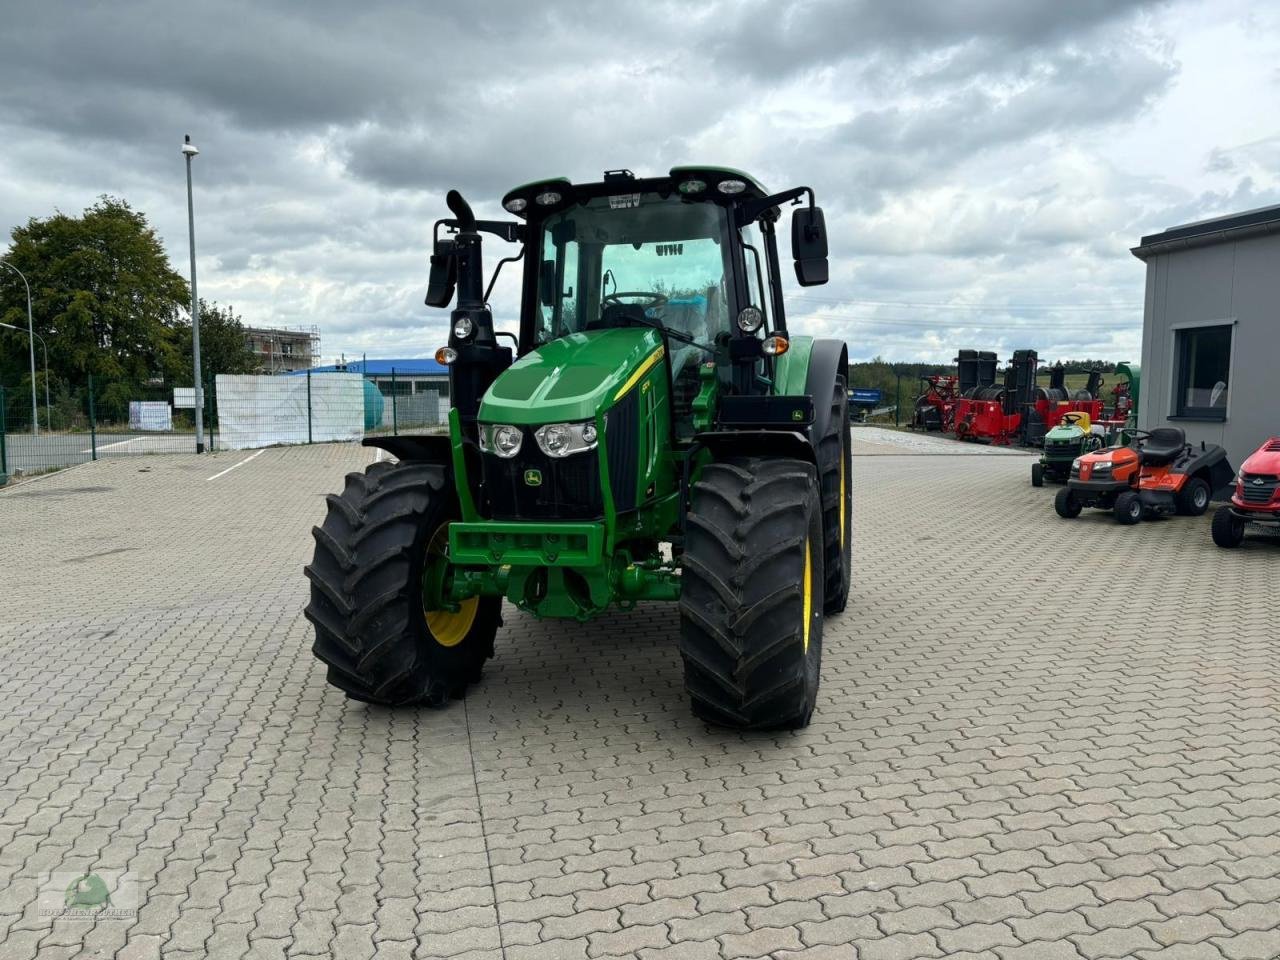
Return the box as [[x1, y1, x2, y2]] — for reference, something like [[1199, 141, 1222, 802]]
[[482, 431, 603, 520], [1046, 440, 1078, 453], [1240, 474, 1279, 506], [607, 389, 640, 513]]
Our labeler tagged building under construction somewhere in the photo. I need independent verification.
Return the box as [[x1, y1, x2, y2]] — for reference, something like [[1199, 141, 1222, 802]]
[[244, 325, 320, 373]]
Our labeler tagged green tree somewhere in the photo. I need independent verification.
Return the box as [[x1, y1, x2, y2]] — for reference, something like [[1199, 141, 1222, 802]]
[[168, 299, 258, 381], [0, 196, 189, 396]]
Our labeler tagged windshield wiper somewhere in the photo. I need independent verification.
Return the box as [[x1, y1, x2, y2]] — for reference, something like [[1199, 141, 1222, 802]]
[[616, 312, 716, 355]]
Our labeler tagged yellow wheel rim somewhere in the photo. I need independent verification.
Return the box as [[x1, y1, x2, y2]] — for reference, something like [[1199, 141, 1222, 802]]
[[802, 535, 813, 653], [424, 523, 478, 648]]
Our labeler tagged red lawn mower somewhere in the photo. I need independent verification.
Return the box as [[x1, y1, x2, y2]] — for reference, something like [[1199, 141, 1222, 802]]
[[1211, 437, 1280, 547]]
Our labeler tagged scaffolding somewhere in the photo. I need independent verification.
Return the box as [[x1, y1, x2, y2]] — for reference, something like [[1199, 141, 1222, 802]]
[[244, 325, 321, 373]]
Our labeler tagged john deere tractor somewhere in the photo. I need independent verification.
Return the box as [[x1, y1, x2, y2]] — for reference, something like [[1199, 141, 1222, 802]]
[[304, 167, 851, 729]]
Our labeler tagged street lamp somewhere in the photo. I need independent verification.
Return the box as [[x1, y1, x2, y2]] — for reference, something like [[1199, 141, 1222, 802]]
[[0, 321, 49, 428], [182, 134, 205, 453], [0, 259, 38, 437]]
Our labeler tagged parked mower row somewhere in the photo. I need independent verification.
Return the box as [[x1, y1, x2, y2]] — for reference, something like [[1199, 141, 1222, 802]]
[[1046, 427, 1279, 548]]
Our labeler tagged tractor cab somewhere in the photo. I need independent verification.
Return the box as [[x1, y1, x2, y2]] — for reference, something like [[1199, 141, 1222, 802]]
[[426, 167, 831, 437]]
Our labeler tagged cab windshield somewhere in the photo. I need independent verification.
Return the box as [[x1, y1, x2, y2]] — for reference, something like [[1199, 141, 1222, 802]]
[[535, 193, 731, 348]]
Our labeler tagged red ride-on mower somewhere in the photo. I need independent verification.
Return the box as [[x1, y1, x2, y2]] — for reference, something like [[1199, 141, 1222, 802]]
[[1211, 437, 1280, 547]]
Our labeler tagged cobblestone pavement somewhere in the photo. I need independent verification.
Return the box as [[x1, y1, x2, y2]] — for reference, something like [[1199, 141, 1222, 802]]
[[1, 442, 1277, 960]]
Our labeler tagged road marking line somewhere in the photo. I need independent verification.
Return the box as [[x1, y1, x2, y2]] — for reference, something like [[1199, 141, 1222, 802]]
[[206, 449, 266, 480], [80, 438, 141, 453]]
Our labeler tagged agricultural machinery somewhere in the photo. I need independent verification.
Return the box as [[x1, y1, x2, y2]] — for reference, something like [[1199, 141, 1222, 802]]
[[1032, 411, 1102, 486], [1056, 427, 1232, 524], [911, 375, 960, 432], [1212, 437, 1280, 547], [1109, 361, 1140, 427], [953, 351, 1108, 447], [304, 167, 852, 730]]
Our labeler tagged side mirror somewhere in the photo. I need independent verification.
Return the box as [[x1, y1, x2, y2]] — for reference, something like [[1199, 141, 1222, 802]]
[[425, 239, 457, 308], [792, 206, 829, 287], [539, 259, 557, 307]]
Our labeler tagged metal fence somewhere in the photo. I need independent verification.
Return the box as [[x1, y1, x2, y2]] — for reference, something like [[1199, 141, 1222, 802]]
[[0, 369, 449, 483]]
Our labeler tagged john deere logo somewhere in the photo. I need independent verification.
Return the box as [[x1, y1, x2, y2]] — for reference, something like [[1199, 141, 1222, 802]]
[[791, 409, 804, 421], [65, 874, 111, 911], [524, 469, 542, 487]]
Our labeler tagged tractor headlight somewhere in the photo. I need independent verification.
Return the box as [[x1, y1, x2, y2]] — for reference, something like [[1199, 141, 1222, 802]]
[[453, 317, 474, 339], [717, 178, 747, 195], [534, 420, 599, 458], [480, 424, 523, 459], [1093, 461, 1112, 473], [737, 305, 764, 333]]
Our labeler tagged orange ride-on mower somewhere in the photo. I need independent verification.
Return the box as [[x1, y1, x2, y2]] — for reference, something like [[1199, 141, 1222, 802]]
[[1054, 441, 1141, 521], [1211, 437, 1280, 548], [1074, 426, 1231, 525]]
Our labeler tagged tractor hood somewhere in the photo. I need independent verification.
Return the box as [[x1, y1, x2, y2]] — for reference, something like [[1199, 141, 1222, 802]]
[[478, 327, 665, 425]]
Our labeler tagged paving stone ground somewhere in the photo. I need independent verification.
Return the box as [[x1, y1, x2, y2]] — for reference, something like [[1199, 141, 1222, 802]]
[[1, 440, 1277, 960]]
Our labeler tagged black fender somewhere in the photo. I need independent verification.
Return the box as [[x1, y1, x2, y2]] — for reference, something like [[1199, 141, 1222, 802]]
[[361, 434, 453, 464], [1206, 453, 1235, 500], [693, 430, 816, 465], [803, 338, 849, 449]]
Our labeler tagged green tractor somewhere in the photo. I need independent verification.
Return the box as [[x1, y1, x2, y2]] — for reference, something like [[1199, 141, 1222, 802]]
[[1032, 412, 1103, 486], [304, 167, 851, 729]]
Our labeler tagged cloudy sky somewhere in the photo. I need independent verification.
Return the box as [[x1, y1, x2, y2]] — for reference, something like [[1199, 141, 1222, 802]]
[[2, 0, 1277, 365]]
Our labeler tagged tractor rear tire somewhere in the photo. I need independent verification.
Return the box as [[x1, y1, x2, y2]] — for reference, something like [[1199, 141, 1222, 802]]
[[305, 461, 501, 706], [1177, 477, 1211, 516], [1211, 506, 1245, 548], [1032, 462, 1044, 487], [1114, 490, 1143, 525], [819, 377, 852, 614], [1054, 488, 1081, 518], [679, 458, 825, 730]]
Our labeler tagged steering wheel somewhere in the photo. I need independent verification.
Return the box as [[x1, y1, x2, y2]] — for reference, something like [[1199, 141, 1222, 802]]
[[603, 292, 668, 312], [1061, 412, 1086, 426]]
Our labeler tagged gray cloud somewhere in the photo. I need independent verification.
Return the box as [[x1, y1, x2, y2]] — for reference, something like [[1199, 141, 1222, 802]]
[[0, 0, 1276, 366]]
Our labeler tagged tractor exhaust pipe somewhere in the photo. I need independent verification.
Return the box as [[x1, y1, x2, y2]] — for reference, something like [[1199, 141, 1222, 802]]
[[447, 190, 485, 310]]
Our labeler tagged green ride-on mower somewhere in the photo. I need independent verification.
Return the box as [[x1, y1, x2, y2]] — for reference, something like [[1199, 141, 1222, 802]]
[[304, 167, 852, 729], [1032, 412, 1102, 486]]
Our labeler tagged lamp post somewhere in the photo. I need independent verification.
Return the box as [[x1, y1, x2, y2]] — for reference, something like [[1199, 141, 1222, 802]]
[[182, 134, 205, 453], [0, 259, 37, 436], [0, 321, 49, 427]]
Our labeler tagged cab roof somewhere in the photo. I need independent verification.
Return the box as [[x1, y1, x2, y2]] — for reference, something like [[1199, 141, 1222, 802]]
[[501, 166, 770, 220]]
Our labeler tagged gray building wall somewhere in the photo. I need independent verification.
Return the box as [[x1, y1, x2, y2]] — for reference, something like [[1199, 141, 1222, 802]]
[[1136, 228, 1279, 470]]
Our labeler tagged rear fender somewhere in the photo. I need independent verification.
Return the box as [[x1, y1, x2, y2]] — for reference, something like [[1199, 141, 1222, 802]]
[[693, 429, 816, 465], [800, 338, 849, 448], [362, 434, 453, 464]]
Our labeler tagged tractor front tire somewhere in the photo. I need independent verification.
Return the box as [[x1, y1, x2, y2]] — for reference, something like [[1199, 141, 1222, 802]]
[[1032, 462, 1044, 487], [679, 458, 825, 730], [1114, 490, 1143, 525], [1054, 488, 1081, 519], [1177, 477, 1211, 516], [1211, 506, 1245, 548], [305, 460, 501, 706], [819, 378, 852, 614]]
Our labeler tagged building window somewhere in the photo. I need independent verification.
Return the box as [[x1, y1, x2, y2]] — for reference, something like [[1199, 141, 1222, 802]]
[[1174, 324, 1232, 420]]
